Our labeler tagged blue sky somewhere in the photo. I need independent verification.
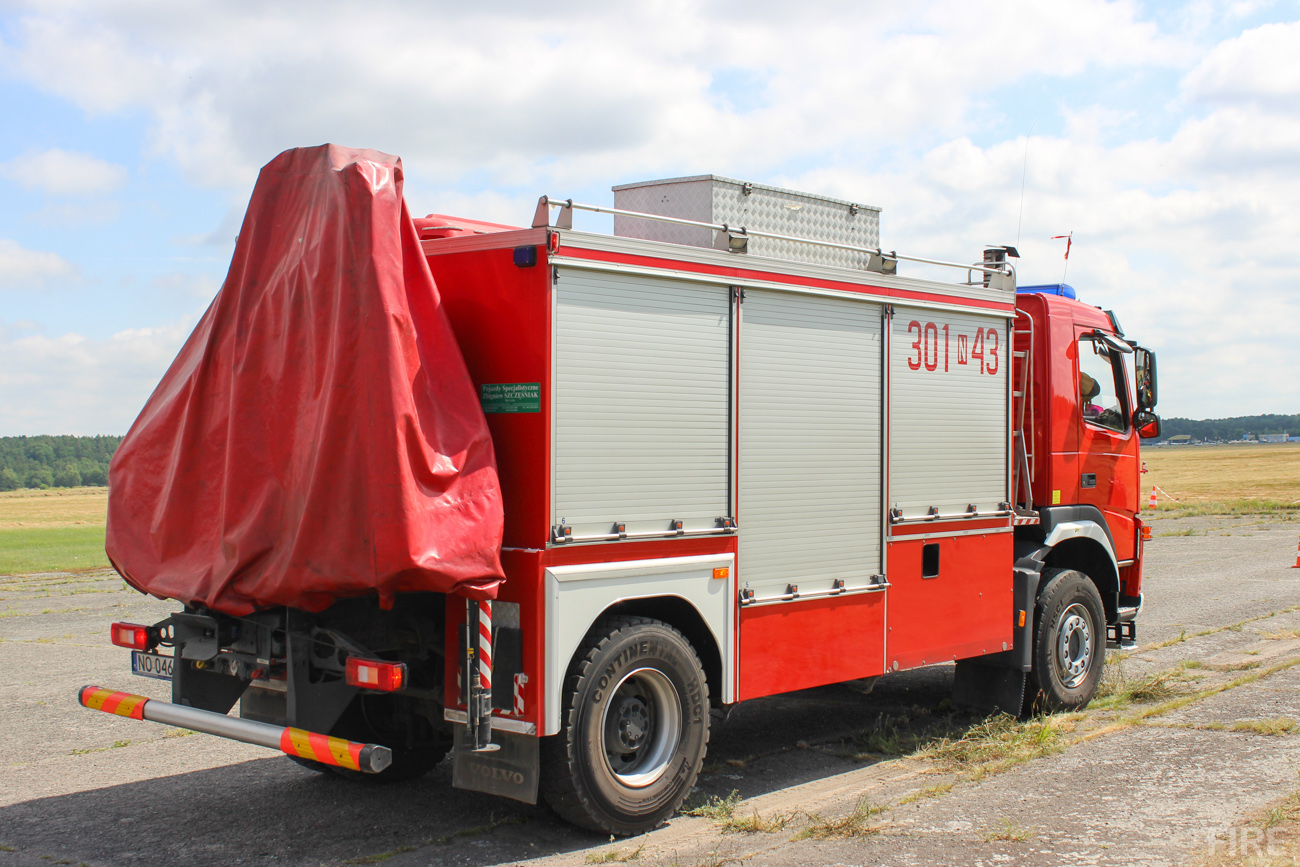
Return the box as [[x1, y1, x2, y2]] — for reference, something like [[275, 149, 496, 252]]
[[1, 0, 1298, 433]]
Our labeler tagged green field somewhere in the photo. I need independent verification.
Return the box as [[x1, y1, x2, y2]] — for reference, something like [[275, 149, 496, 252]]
[[0, 525, 110, 574], [1143, 442, 1300, 516], [0, 487, 111, 576]]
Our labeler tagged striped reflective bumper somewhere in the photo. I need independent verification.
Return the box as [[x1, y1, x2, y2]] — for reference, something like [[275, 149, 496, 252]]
[[79, 685, 148, 720], [279, 727, 364, 772]]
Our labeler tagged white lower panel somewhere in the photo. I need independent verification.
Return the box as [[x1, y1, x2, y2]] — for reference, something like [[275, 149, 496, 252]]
[[543, 553, 735, 736]]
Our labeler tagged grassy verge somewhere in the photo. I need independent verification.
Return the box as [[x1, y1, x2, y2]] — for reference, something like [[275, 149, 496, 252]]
[[1141, 443, 1300, 517], [0, 525, 110, 574], [1144, 498, 1300, 519]]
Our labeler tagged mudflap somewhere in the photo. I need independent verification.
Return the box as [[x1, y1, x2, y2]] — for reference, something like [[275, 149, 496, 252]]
[[451, 725, 539, 805], [952, 659, 1026, 717]]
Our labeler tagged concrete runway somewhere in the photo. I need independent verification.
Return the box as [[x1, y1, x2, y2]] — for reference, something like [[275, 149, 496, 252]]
[[1, 513, 1298, 866]]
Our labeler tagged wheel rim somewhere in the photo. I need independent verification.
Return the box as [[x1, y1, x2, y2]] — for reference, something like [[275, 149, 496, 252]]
[[1054, 603, 1094, 689], [600, 667, 682, 788]]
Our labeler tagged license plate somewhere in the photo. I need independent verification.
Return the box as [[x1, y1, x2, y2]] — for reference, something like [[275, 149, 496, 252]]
[[131, 650, 174, 681]]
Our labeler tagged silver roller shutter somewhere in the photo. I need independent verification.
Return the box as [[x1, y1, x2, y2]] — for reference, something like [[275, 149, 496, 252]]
[[890, 306, 1009, 519], [553, 268, 732, 539], [738, 289, 883, 598]]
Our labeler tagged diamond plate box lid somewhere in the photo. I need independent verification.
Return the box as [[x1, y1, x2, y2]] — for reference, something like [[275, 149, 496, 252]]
[[612, 175, 881, 269]]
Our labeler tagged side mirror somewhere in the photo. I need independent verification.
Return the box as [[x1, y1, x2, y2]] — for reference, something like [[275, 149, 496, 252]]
[[1135, 347, 1158, 411], [1134, 410, 1161, 439]]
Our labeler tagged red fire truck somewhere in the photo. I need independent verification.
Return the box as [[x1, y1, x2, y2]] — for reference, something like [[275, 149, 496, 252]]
[[82, 161, 1159, 835]]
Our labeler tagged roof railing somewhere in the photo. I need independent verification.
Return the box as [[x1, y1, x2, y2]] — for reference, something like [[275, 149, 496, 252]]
[[531, 195, 1017, 290]]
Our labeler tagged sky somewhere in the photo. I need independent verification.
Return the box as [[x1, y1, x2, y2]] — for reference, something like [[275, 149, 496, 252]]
[[1, 0, 1298, 435]]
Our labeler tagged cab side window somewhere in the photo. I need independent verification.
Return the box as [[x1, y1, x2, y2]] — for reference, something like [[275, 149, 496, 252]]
[[1077, 336, 1127, 433]]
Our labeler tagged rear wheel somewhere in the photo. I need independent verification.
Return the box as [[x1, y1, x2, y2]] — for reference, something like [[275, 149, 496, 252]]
[[1024, 568, 1106, 713], [541, 616, 710, 835]]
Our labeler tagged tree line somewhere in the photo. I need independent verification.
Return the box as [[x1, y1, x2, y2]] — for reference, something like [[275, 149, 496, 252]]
[[1149, 413, 1300, 442], [0, 435, 123, 491]]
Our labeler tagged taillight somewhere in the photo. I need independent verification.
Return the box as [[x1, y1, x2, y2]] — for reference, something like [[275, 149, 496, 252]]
[[345, 658, 406, 692], [1141, 525, 1152, 542], [111, 622, 153, 650]]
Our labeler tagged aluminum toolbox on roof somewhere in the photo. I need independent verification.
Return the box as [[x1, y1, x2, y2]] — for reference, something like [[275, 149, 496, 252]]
[[612, 174, 881, 269]]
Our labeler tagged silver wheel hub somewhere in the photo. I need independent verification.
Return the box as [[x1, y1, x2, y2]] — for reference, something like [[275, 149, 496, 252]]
[[1055, 603, 1093, 689], [601, 667, 681, 788]]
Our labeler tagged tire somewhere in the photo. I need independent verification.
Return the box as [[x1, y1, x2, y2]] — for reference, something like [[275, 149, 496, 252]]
[[540, 616, 710, 835], [1024, 568, 1106, 714]]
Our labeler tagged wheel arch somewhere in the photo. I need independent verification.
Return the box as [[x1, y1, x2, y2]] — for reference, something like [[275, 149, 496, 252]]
[[1040, 533, 1120, 623], [542, 554, 734, 737], [598, 596, 723, 715]]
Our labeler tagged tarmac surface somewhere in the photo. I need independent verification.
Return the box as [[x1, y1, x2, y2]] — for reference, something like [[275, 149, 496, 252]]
[[1, 513, 1299, 866]]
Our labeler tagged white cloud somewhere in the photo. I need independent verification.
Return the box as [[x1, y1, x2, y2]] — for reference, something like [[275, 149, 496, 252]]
[[0, 1, 1192, 192], [0, 148, 127, 196], [1183, 20, 1300, 109], [0, 239, 80, 289], [0, 315, 195, 435], [0, 2, 1296, 419]]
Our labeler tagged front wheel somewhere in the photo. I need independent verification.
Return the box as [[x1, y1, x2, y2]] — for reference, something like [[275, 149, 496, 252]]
[[540, 616, 710, 835], [1025, 568, 1106, 713]]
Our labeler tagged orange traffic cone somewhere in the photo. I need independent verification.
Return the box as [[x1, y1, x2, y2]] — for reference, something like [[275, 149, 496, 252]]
[[1293, 536, 1300, 569], [1148, 486, 1158, 509]]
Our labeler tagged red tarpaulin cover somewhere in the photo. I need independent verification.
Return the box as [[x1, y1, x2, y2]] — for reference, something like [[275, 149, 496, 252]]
[[106, 145, 505, 615]]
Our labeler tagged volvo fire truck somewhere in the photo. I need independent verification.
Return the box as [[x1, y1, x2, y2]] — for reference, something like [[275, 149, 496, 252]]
[[82, 156, 1160, 835]]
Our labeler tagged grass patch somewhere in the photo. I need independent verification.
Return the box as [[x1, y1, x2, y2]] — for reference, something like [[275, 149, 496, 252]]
[[342, 847, 417, 865], [432, 814, 527, 845], [721, 810, 797, 834], [1141, 444, 1300, 514], [682, 790, 740, 820], [1149, 498, 1300, 518], [1148, 628, 1188, 650], [897, 781, 955, 805], [1126, 658, 1300, 724], [793, 796, 883, 841], [919, 714, 1064, 780], [1095, 669, 1181, 708], [839, 710, 961, 761], [0, 525, 110, 575], [1229, 717, 1298, 736], [586, 844, 645, 863], [981, 818, 1033, 843], [0, 487, 108, 527]]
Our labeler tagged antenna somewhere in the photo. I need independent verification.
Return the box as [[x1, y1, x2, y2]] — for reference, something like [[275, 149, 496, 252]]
[[1015, 121, 1036, 248], [1051, 232, 1073, 284]]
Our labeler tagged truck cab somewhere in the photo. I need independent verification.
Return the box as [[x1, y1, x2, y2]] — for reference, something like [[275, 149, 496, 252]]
[[1014, 285, 1160, 644]]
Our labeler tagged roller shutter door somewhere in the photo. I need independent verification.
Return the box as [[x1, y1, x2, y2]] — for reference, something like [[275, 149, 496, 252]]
[[890, 307, 1009, 519], [553, 268, 732, 538], [738, 289, 883, 598]]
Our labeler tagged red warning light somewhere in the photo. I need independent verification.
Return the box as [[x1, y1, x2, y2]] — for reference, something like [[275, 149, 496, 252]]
[[345, 658, 407, 692], [110, 622, 152, 651]]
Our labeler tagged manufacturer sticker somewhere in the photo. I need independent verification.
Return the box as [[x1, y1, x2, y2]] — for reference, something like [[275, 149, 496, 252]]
[[479, 383, 540, 414]]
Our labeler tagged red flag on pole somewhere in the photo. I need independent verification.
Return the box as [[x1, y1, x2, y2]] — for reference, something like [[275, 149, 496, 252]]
[[1051, 233, 1073, 260]]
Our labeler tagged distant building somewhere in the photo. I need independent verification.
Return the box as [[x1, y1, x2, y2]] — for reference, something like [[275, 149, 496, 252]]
[[1169, 435, 1193, 445], [1261, 432, 1289, 443]]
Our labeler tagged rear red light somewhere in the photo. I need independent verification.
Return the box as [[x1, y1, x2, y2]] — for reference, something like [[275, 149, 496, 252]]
[[110, 622, 152, 651], [346, 658, 406, 692], [1141, 525, 1152, 542]]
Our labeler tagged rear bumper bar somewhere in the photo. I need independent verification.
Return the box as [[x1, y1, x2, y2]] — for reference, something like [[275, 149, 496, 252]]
[[78, 685, 391, 774]]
